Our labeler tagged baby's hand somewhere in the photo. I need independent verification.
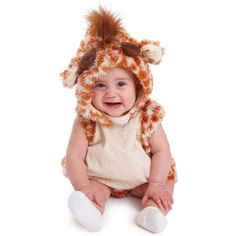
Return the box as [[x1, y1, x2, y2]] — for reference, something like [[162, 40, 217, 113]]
[[141, 182, 173, 213], [79, 185, 103, 209]]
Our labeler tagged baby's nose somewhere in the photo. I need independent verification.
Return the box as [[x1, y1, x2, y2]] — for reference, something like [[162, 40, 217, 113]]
[[105, 87, 116, 97]]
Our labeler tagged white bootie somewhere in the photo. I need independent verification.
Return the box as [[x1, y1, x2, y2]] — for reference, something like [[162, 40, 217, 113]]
[[68, 191, 102, 232], [135, 206, 167, 233]]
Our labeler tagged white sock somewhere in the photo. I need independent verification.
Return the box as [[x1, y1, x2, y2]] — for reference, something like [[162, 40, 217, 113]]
[[68, 191, 102, 232], [135, 206, 167, 233]]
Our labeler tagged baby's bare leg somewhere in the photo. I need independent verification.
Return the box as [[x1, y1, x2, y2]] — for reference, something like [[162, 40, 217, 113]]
[[89, 179, 111, 214], [131, 180, 175, 215]]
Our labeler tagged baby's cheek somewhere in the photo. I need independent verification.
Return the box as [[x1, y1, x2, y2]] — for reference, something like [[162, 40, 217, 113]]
[[92, 92, 105, 109], [126, 91, 136, 106], [131, 88, 137, 100]]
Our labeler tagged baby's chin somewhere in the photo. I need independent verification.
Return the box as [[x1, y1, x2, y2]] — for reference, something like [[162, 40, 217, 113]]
[[103, 109, 131, 117]]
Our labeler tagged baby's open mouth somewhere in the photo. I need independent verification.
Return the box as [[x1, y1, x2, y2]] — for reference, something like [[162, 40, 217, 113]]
[[104, 102, 122, 108]]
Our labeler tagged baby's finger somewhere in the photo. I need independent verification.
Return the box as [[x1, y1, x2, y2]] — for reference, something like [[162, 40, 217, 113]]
[[162, 200, 172, 212], [141, 195, 148, 207], [153, 196, 165, 212], [167, 200, 172, 210], [94, 194, 103, 208], [167, 192, 174, 204]]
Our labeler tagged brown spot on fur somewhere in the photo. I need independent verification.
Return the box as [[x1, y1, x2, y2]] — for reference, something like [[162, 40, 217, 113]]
[[168, 159, 177, 182], [138, 70, 148, 80], [121, 42, 140, 57], [120, 56, 128, 67], [78, 92, 90, 101], [151, 114, 159, 122], [142, 114, 148, 123], [128, 63, 137, 73], [96, 50, 105, 67], [111, 189, 130, 198], [79, 48, 96, 73], [79, 119, 96, 145], [134, 56, 141, 66], [139, 40, 160, 48]]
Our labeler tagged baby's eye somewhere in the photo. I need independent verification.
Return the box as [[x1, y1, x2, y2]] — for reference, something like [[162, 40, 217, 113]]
[[117, 81, 127, 87], [94, 82, 105, 88]]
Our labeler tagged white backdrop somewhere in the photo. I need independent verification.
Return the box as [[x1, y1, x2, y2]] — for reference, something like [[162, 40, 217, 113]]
[[0, 0, 236, 235]]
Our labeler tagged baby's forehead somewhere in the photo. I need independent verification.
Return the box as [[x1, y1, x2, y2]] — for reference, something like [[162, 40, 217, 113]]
[[96, 76, 132, 82], [98, 67, 135, 81]]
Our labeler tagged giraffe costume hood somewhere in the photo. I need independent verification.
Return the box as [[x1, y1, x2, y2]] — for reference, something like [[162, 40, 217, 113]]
[[60, 6, 177, 182]]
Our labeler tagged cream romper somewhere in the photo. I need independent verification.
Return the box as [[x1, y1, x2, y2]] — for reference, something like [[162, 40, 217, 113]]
[[85, 111, 154, 191]]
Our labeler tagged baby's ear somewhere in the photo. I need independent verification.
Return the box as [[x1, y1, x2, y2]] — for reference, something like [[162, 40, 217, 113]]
[[139, 40, 165, 65]]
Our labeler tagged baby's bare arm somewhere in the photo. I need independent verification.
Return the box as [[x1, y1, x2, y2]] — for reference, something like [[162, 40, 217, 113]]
[[142, 124, 174, 212], [65, 116, 90, 190], [148, 124, 172, 184]]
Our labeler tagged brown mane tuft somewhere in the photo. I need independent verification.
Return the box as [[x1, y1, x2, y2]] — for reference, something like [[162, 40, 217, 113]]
[[86, 6, 123, 44]]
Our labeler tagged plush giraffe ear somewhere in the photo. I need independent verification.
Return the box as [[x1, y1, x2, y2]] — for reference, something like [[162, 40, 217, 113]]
[[139, 40, 164, 64], [60, 48, 97, 88], [60, 65, 79, 88]]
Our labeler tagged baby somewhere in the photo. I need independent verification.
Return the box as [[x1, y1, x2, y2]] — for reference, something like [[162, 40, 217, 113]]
[[60, 6, 177, 233]]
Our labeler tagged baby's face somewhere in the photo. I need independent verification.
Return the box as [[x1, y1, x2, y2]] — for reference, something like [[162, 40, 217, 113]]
[[92, 67, 137, 117]]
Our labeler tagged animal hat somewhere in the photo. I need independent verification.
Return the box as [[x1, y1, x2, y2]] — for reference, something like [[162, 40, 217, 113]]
[[60, 6, 165, 125]]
